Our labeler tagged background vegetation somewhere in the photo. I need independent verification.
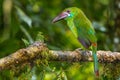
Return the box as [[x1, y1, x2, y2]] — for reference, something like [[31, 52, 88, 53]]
[[0, 0, 120, 80]]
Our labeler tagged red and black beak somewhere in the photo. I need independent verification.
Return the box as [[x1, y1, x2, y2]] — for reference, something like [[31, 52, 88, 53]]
[[52, 12, 69, 23]]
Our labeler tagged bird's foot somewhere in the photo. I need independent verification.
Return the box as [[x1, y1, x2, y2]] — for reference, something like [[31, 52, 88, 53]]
[[75, 48, 83, 51], [75, 48, 84, 54]]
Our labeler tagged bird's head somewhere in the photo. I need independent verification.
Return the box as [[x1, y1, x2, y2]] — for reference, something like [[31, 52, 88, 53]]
[[52, 7, 79, 23]]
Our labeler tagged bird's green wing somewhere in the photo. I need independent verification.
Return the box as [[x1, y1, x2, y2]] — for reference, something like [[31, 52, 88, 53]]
[[74, 16, 97, 48]]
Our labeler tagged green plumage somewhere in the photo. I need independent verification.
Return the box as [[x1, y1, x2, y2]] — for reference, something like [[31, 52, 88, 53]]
[[53, 7, 99, 77], [64, 7, 99, 76], [64, 7, 97, 47]]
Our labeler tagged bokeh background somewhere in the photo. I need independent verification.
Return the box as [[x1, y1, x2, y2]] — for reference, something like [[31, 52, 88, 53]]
[[0, 0, 120, 80]]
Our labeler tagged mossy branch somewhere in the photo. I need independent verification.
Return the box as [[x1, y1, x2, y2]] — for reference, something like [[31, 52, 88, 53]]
[[0, 41, 120, 71]]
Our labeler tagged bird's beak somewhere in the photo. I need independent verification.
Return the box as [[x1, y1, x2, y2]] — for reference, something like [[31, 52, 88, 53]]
[[52, 12, 69, 23]]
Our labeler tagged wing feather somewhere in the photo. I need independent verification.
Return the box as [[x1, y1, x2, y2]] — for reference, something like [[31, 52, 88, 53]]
[[74, 15, 97, 48]]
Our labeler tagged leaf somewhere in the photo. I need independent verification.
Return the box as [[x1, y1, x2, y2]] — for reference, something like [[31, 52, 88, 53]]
[[15, 6, 32, 27], [22, 38, 30, 47], [36, 32, 44, 43], [20, 26, 34, 44]]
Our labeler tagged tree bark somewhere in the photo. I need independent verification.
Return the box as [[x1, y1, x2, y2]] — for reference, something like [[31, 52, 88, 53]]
[[0, 41, 120, 71]]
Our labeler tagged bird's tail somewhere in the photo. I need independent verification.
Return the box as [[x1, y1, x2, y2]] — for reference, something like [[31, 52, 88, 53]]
[[92, 43, 99, 77]]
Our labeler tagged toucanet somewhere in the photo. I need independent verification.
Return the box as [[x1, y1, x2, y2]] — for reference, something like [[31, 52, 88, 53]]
[[52, 7, 99, 77]]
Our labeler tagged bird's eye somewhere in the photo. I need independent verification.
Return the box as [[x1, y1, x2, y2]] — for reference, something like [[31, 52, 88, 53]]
[[66, 10, 70, 13]]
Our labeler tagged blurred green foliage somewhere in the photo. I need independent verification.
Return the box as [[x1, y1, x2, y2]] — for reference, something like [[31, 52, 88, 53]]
[[0, 0, 120, 80]]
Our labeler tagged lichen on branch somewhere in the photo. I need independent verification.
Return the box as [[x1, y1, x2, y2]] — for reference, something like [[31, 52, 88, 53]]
[[0, 41, 120, 71]]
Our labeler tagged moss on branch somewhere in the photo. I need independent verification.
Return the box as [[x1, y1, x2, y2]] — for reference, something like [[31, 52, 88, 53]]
[[0, 41, 120, 71]]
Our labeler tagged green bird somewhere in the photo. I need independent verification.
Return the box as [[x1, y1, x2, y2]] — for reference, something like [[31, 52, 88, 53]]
[[52, 7, 99, 76]]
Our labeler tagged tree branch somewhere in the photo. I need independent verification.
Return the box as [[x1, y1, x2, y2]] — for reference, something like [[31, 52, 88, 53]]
[[0, 41, 120, 71]]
